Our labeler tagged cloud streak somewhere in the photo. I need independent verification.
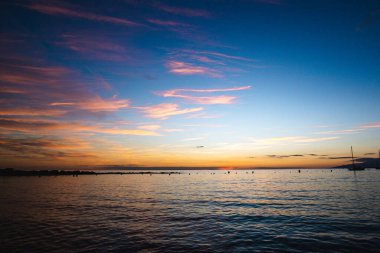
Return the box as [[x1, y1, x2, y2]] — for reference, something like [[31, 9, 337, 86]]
[[147, 18, 190, 27], [165, 49, 259, 77], [166, 61, 222, 77], [157, 86, 251, 104], [251, 136, 339, 146], [154, 2, 210, 17], [50, 96, 130, 112], [0, 118, 160, 136], [59, 34, 129, 61], [27, 1, 142, 26], [136, 103, 203, 119], [361, 122, 380, 129], [0, 135, 97, 161]]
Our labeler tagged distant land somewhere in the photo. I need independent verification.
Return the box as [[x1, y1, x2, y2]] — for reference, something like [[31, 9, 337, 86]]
[[2, 157, 379, 174], [333, 158, 379, 169], [0, 168, 181, 177]]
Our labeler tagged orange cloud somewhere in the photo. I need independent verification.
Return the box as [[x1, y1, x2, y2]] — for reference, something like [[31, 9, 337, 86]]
[[0, 118, 159, 136], [27, 1, 141, 26], [50, 96, 130, 112], [0, 107, 67, 117], [166, 61, 222, 77], [136, 103, 203, 119], [157, 86, 251, 104], [94, 128, 160, 136], [0, 134, 100, 164], [138, 125, 161, 131]]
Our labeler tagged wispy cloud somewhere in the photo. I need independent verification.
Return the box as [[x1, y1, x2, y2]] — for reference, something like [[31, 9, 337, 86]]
[[157, 86, 251, 104], [324, 156, 355, 160], [186, 113, 223, 119], [0, 118, 159, 136], [162, 128, 183, 132], [182, 137, 204, 142], [165, 49, 259, 77], [295, 137, 338, 143], [251, 136, 339, 146], [316, 122, 380, 135], [154, 2, 211, 17], [138, 125, 161, 131], [50, 96, 130, 112], [146, 18, 190, 27], [0, 107, 66, 117], [0, 135, 97, 161], [0, 64, 72, 86], [136, 103, 203, 119], [317, 129, 363, 135], [265, 153, 351, 159], [0, 61, 131, 118], [267, 154, 305, 159], [27, 1, 142, 26], [166, 61, 222, 77], [361, 122, 380, 129], [59, 34, 129, 61], [183, 50, 254, 62]]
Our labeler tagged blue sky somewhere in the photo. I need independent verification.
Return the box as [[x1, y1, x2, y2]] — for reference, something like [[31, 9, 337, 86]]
[[0, 0, 379, 168]]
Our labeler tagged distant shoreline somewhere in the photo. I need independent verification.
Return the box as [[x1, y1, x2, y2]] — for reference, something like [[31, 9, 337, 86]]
[[0, 168, 181, 177]]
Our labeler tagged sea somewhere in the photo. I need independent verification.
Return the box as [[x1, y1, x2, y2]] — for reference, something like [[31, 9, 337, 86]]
[[1, 169, 379, 253]]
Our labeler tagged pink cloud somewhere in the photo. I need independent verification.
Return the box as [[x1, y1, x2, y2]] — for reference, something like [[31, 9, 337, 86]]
[[165, 49, 259, 77], [0, 62, 130, 118], [0, 118, 159, 136], [0, 86, 28, 94], [27, 1, 142, 26], [0, 107, 67, 117], [155, 3, 210, 17], [147, 18, 189, 27], [361, 122, 380, 128], [136, 103, 203, 119], [50, 96, 130, 112], [0, 65, 72, 86], [166, 61, 222, 77], [191, 55, 224, 65], [157, 86, 251, 104]]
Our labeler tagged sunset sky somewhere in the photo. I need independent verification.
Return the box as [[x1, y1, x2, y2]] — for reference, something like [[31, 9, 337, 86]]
[[1, 0, 379, 169]]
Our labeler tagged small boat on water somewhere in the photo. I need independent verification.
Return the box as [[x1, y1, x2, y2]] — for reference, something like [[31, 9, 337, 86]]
[[348, 146, 365, 171], [377, 150, 380, 170]]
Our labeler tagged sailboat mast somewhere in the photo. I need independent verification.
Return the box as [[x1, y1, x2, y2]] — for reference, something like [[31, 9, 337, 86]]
[[351, 146, 355, 170]]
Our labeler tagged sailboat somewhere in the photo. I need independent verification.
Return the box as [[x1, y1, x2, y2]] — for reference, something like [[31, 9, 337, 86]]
[[348, 146, 365, 171], [377, 150, 380, 170]]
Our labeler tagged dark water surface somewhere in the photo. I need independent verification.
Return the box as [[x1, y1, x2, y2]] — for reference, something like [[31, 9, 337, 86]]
[[1, 169, 380, 253]]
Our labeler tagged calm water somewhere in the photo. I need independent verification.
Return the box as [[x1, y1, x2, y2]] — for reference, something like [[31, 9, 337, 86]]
[[1, 169, 380, 253]]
